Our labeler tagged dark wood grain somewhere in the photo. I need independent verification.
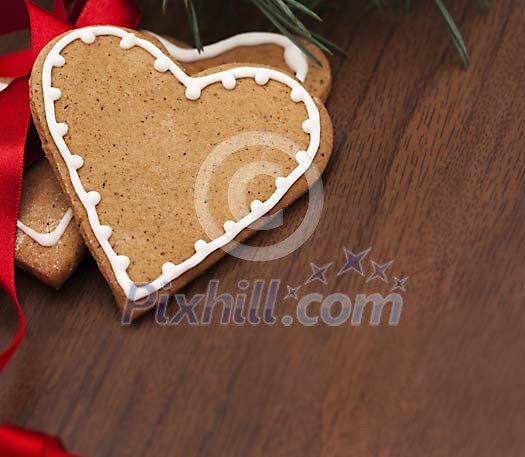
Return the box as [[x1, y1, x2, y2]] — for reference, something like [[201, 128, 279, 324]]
[[1, 1, 524, 456]]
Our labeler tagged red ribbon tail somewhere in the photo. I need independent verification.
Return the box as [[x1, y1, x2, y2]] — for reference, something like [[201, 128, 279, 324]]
[[0, 79, 29, 369], [0, 0, 142, 376], [0, 79, 30, 371], [0, 0, 144, 449]]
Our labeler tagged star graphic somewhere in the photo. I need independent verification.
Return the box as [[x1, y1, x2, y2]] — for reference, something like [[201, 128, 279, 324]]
[[305, 262, 332, 285], [391, 276, 408, 292], [337, 247, 371, 277], [284, 285, 300, 300], [366, 260, 393, 283]]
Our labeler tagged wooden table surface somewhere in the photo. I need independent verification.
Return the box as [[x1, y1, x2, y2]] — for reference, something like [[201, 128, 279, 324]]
[[1, 1, 524, 456]]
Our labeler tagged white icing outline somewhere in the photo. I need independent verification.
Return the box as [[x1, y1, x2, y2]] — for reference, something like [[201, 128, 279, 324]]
[[144, 30, 309, 83], [42, 26, 321, 301], [17, 209, 73, 247]]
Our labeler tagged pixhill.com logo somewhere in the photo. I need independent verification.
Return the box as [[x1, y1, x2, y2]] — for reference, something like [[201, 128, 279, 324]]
[[122, 246, 407, 326], [280, 247, 406, 326]]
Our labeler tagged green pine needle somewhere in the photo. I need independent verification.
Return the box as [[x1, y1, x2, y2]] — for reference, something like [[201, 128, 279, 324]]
[[252, 0, 322, 64], [284, 0, 322, 21], [434, 0, 470, 67], [183, 0, 202, 51]]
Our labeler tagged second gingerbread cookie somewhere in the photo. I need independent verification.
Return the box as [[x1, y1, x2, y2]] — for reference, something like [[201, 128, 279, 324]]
[[147, 31, 332, 102]]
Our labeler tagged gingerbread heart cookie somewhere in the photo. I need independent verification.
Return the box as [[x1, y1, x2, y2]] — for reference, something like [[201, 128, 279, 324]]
[[146, 31, 332, 102], [30, 27, 333, 311], [16, 159, 85, 288]]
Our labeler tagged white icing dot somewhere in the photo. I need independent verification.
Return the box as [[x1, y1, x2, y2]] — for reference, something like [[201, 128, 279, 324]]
[[51, 54, 65, 67], [80, 30, 96, 44], [290, 88, 303, 103], [275, 177, 287, 189], [120, 33, 137, 49], [162, 262, 177, 276], [295, 150, 309, 163], [48, 87, 62, 101], [221, 74, 236, 90], [194, 239, 207, 253], [250, 200, 265, 216], [255, 71, 270, 86], [99, 225, 112, 239], [185, 85, 201, 100], [302, 119, 314, 134], [86, 191, 101, 206], [154, 56, 171, 73], [56, 123, 68, 136], [223, 220, 236, 233], [69, 155, 84, 169], [117, 255, 130, 270]]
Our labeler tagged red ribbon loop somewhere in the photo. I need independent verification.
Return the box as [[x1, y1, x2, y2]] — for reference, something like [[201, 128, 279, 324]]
[[76, 0, 140, 29]]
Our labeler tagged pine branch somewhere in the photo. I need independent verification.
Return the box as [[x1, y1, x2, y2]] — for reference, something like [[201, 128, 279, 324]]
[[149, 0, 487, 68]]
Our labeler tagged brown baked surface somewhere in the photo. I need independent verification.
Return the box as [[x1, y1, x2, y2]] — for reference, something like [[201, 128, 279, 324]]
[[166, 35, 332, 102], [15, 159, 86, 289], [30, 28, 333, 311]]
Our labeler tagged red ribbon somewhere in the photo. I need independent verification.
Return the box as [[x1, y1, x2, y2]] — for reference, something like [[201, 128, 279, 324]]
[[0, 0, 140, 373], [1, 1, 140, 454], [0, 425, 79, 457]]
